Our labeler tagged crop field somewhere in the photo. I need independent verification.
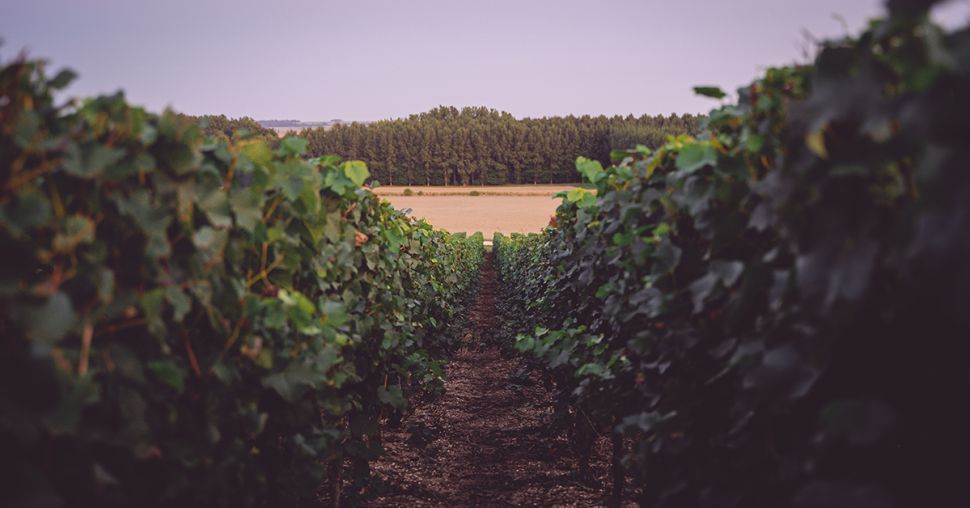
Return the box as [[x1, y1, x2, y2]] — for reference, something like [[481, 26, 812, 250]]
[[372, 184, 582, 196], [381, 193, 562, 236]]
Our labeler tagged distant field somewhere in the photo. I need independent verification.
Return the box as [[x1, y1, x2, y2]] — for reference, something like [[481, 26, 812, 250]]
[[381, 194, 565, 236], [373, 184, 581, 197]]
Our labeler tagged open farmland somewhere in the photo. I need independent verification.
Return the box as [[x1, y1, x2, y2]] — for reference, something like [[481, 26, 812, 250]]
[[373, 184, 581, 196], [382, 193, 563, 236]]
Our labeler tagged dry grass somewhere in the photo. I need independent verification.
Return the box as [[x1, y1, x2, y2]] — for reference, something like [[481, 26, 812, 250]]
[[382, 194, 561, 237]]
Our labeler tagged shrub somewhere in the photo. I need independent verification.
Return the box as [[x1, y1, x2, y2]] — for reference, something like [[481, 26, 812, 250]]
[[0, 57, 484, 507], [496, 9, 969, 507]]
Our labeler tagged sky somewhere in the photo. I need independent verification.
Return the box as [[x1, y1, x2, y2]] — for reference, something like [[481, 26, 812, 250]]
[[2, 0, 968, 121]]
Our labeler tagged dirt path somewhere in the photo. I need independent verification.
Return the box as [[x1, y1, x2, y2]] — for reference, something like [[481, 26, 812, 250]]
[[370, 254, 617, 507]]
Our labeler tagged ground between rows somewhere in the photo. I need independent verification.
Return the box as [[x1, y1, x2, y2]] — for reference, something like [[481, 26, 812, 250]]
[[370, 253, 624, 507]]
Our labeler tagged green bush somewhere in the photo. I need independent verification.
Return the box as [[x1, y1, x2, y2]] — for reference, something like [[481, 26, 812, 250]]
[[496, 6, 969, 507], [468, 190, 480, 196], [402, 187, 414, 196], [0, 57, 483, 507]]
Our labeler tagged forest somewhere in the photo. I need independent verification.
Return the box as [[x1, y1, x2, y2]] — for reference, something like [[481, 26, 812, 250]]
[[189, 108, 701, 187], [297, 107, 701, 186]]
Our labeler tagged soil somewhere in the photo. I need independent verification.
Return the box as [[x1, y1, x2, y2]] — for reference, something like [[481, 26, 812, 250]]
[[369, 254, 626, 507]]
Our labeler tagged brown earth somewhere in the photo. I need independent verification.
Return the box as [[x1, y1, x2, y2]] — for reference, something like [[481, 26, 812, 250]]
[[369, 254, 628, 507]]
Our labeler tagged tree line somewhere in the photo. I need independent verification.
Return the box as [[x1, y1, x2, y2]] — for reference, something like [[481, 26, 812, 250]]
[[295, 107, 701, 186], [183, 108, 701, 186]]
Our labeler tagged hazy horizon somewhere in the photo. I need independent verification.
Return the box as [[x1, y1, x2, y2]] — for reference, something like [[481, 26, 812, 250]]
[[3, 0, 968, 122]]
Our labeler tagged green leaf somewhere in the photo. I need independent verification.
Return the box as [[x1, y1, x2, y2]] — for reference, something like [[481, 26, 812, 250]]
[[158, 143, 198, 175], [20, 292, 78, 346], [377, 385, 405, 409], [343, 160, 370, 187], [610, 149, 631, 163], [514, 334, 536, 353], [275, 159, 316, 201], [324, 168, 354, 195], [165, 286, 192, 322], [3, 186, 52, 234], [49, 69, 78, 89], [654, 239, 682, 274], [319, 299, 349, 329], [147, 360, 186, 394], [229, 189, 264, 232], [565, 188, 596, 207], [112, 190, 171, 258], [197, 187, 233, 228], [278, 137, 308, 156], [710, 260, 744, 286], [674, 143, 718, 173], [241, 140, 273, 166], [576, 362, 610, 378], [262, 362, 325, 403], [595, 283, 612, 299], [576, 157, 604, 183], [140, 288, 167, 338], [745, 132, 765, 153], [63, 143, 126, 178], [279, 288, 322, 334], [193, 226, 228, 263], [53, 214, 95, 253], [693, 85, 726, 99], [46, 373, 101, 434]]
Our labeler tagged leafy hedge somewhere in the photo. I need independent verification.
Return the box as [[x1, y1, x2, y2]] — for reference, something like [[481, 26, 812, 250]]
[[0, 58, 483, 507], [497, 4, 968, 507]]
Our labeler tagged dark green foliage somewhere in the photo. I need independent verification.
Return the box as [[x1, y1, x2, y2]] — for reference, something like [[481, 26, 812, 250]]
[[300, 107, 701, 186], [182, 113, 280, 145], [0, 57, 484, 507], [497, 6, 969, 507]]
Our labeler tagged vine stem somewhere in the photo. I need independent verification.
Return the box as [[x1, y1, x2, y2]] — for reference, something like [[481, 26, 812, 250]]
[[221, 157, 237, 190], [213, 315, 246, 369], [579, 406, 602, 438], [77, 320, 94, 375], [263, 195, 282, 222], [244, 254, 286, 289], [183, 331, 202, 377], [93, 317, 146, 337]]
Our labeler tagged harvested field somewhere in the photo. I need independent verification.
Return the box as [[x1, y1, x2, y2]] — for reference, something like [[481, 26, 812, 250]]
[[373, 185, 582, 197], [382, 195, 561, 236]]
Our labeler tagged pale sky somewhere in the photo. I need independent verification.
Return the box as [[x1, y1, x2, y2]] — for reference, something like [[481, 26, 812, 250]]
[[2, 0, 968, 121]]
